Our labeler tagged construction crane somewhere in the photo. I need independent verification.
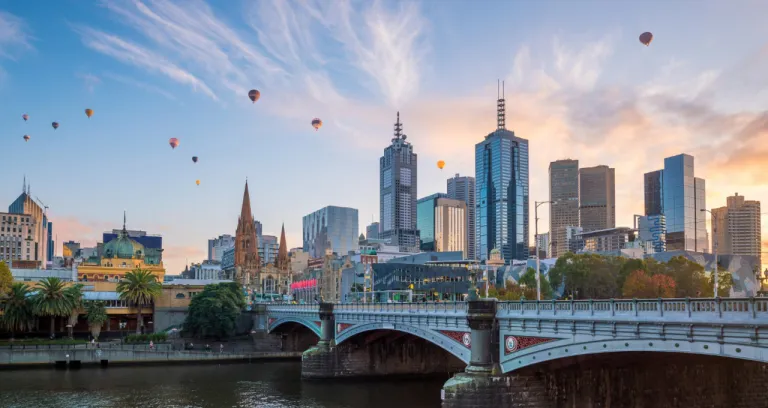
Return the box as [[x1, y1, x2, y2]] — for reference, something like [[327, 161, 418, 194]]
[[35, 196, 49, 218]]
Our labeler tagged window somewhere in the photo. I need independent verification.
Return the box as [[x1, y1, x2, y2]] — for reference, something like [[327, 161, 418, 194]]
[[175, 293, 186, 299]]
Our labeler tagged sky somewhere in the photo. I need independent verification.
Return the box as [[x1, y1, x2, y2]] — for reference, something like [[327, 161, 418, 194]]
[[1, 0, 767, 276]]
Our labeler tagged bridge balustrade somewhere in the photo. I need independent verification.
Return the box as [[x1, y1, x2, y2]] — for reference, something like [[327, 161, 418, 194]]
[[334, 302, 467, 314]]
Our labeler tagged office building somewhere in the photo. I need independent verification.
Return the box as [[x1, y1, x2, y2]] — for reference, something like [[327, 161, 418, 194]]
[[417, 193, 447, 251], [536, 232, 549, 259], [47, 222, 54, 261], [476, 83, 529, 262], [712, 193, 761, 267], [549, 159, 579, 257], [566, 226, 584, 253], [260, 234, 279, 266], [303, 206, 359, 258], [0, 212, 39, 266], [435, 198, 467, 258], [380, 112, 419, 253], [8, 179, 49, 268], [638, 215, 667, 253], [579, 227, 634, 253], [207, 234, 234, 262], [644, 154, 708, 252], [366, 222, 380, 240], [447, 174, 476, 259], [579, 165, 615, 231]]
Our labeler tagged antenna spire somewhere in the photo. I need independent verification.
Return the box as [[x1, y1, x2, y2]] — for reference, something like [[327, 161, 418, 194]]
[[497, 79, 506, 130], [123, 210, 127, 232], [23, 175, 26, 195], [394, 111, 403, 139]]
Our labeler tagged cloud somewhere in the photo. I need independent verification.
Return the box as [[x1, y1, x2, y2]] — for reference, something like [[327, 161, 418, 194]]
[[103, 72, 177, 101], [51, 217, 114, 249], [0, 10, 32, 60], [77, 73, 101, 93], [163, 245, 206, 274]]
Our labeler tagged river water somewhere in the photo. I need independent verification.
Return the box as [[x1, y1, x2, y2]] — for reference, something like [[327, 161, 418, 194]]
[[0, 362, 446, 408]]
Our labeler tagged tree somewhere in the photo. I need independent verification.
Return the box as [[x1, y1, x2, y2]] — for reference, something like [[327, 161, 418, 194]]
[[518, 267, 553, 299], [183, 283, 246, 339], [622, 270, 676, 298], [64, 284, 84, 339], [117, 268, 162, 334], [32, 277, 71, 338], [85, 301, 108, 340], [661, 256, 709, 297], [0, 261, 12, 297], [650, 274, 676, 298], [2, 283, 33, 339]]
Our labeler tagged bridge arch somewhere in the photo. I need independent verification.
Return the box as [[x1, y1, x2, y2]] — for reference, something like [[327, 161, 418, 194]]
[[335, 321, 471, 363], [268, 316, 321, 337]]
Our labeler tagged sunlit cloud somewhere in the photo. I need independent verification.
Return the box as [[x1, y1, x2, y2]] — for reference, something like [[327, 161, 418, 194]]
[[103, 72, 177, 101], [77, 72, 101, 93]]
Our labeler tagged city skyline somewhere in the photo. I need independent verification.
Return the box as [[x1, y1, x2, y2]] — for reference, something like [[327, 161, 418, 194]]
[[1, 1, 767, 274]]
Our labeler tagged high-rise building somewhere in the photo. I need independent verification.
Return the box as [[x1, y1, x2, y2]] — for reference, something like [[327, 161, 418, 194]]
[[366, 222, 380, 240], [303, 206, 359, 258], [254, 220, 263, 239], [579, 165, 615, 232], [417, 193, 447, 251], [447, 174, 476, 260], [638, 215, 667, 253], [644, 154, 708, 252], [8, 179, 49, 269], [380, 112, 419, 253], [712, 193, 761, 267], [0, 212, 39, 265], [476, 83, 529, 263], [536, 232, 550, 259], [549, 159, 579, 257], [435, 197, 467, 258], [47, 221, 54, 261], [208, 234, 234, 262], [259, 235, 279, 266]]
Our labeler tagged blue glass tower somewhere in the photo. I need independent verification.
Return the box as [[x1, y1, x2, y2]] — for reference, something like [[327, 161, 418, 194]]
[[417, 193, 447, 251], [475, 82, 529, 263]]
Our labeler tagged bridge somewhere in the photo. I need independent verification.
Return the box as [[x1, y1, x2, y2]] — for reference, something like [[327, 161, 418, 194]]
[[266, 298, 768, 407]]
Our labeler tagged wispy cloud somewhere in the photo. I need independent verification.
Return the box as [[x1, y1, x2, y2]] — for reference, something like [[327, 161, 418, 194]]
[[103, 72, 177, 101], [77, 72, 101, 93], [0, 10, 32, 60]]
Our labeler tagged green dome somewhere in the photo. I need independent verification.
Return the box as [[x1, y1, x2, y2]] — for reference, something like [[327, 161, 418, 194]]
[[490, 248, 500, 255], [103, 230, 144, 259]]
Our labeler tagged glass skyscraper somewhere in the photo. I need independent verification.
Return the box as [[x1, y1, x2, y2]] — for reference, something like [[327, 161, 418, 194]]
[[644, 154, 708, 252], [302, 206, 359, 258], [447, 174, 476, 260], [549, 159, 579, 258], [417, 193, 447, 251], [475, 87, 529, 262]]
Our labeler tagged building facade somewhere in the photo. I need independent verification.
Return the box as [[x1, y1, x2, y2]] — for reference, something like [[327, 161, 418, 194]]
[[435, 198, 467, 258], [417, 193, 447, 251], [579, 165, 615, 232], [447, 174, 476, 260], [536, 232, 550, 259], [475, 89, 529, 263], [302, 205, 359, 258], [644, 154, 708, 252], [366, 222, 380, 240], [208, 234, 234, 262], [234, 181, 261, 286], [8, 181, 49, 268], [380, 112, 419, 253], [260, 235, 279, 266], [712, 193, 761, 267], [579, 227, 634, 253], [549, 159, 580, 257], [103, 229, 162, 262], [0, 212, 39, 266], [638, 215, 667, 253]]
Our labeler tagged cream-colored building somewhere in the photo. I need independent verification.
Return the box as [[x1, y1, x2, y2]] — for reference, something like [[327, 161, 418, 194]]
[[712, 193, 761, 267], [0, 212, 40, 266], [435, 198, 467, 258]]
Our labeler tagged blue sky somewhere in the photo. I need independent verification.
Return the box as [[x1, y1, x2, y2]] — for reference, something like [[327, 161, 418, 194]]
[[1, 0, 767, 274]]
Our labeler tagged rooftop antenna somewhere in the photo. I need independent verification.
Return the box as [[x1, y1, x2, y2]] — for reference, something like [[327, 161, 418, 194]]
[[394, 111, 403, 139], [23, 175, 26, 194], [497, 79, 506, 130]]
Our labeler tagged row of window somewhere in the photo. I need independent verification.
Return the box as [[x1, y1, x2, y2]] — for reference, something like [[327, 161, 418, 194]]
[[1, 215, 32, 223]]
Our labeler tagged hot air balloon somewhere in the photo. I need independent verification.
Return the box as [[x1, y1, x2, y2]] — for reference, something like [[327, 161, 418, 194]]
[[311, 118, 322, 131], [437, 160, 445, 170], [169, 138, 180, 149], [85, 109, 94, 118], [196, 180, 200, 186], [22, 114, 29, 122], [23, 135, 30, 142], [52, 122, 59, 130], [248, 89, 261, 103], [192, 156, 198, 163], [639, 32, 653, 46]]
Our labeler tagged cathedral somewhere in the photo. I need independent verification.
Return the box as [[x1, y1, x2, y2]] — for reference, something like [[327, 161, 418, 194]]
[[234, 181, 291, 296]]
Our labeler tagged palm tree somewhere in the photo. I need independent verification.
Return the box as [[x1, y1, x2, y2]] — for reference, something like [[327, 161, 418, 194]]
[[117, 268, 162, 334], [2, 283, 34, 339], [64, 284, 85, 339], [32, 277, 71, 338], [85, 301, 108, 340]]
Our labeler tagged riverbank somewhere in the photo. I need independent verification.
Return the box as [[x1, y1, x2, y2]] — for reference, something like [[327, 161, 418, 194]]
[[0, 349, 302, 370]]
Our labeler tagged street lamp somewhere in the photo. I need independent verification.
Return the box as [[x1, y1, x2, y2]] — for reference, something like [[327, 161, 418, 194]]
[[700, 208, 718, 298], [534, 200, 556, 301]]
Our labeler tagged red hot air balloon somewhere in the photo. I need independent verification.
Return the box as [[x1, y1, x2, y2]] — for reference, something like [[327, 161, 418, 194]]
[[85, 109, 94, 118], [192, 156, 198, 163], [248, 89, 261, 103], [169, 138, 180, 149], [23, 135, 30, 142], [52, 122, 59, 130], [311, 118, 322, 131], [22, 114, 29, 122], [639, 32, 653, 46]]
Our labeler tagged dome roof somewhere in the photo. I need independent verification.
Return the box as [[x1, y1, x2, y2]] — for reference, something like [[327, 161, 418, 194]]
[[103, 230, 144, 259], [490, 248, 500, 255]]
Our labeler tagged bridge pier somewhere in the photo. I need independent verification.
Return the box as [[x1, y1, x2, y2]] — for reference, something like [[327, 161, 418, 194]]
[[301, 302, 336, 379], [442, 299, 550, 407]]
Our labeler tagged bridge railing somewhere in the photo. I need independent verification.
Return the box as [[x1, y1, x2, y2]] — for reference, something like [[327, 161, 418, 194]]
[[335, 302, 467, 313], [265, 304, 320, 312], [497, 297, 768, 320]]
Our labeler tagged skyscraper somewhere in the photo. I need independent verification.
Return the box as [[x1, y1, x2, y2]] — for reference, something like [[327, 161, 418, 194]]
[[579, 165, 616, 232], [644, 154, 708, 252], [447, 174, 476, 259], [366, 222, 380, 240], [712, 193, 761, 267], [417, 193, 447, 251], [8, 178, 49, 268], [303, 206, 359, 258], [380, 112, 419, 253], [549, 159, 579, 258], [476, 82, 529, 262], [434, 197, 467, 258]]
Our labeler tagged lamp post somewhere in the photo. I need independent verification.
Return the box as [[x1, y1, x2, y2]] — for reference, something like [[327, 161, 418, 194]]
[[534, 200, 554, 301], [701, 209, 719, 297]]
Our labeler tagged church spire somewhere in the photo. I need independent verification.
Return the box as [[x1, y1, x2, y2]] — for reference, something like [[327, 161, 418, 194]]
[[277, 223, 289, 270], [241, 180, 252, 221]]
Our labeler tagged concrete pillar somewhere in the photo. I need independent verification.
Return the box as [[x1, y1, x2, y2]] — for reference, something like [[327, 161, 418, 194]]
[[465, 299, 498, 374], [317, 302, 335, 349], [301, 302, 336, 379]]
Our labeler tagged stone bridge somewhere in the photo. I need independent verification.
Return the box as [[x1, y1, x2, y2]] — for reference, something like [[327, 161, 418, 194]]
[[266, 298, 768, 407]]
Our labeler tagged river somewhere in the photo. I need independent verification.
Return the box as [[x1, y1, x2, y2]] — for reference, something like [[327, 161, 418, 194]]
[[0, 362, 446, 408]]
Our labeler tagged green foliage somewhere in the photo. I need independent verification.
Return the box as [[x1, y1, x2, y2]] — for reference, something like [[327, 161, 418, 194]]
[[2, 283, 34, 337], [183, 283, 246, 339], [117, 268, 162, 334], [64, 284, 85, 338], [622, 270, 676, 298], [125, 333, 168, 343], [0, 261, 12, 297], [32, 277, 72, 337], [488, 281, 537, 301], [517, 267, 553, 299], [85, 301, 108, 328]]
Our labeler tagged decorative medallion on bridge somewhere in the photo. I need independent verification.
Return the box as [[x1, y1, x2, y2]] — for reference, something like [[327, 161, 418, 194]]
[[268, 318, 276, 326], [504, 335, 558, 355], [337, 323, 353, 333], [440, 331, 471, 349], [313, 321, 321, 329]]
